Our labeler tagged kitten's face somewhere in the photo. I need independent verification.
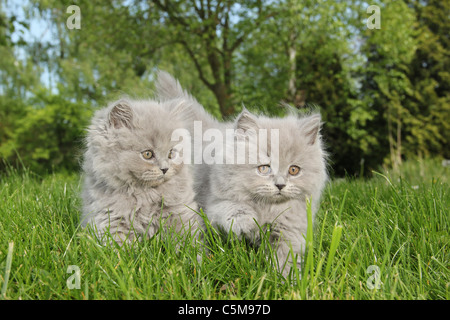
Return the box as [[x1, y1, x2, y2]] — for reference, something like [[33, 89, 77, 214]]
[[250, 162, 304, 203], [115, 132, 183, 187], [217, 111, 326, 204], [102, 100, 186, 188]]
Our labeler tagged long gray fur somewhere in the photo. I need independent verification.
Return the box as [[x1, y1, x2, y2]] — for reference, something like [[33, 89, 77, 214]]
[[155, 71, 328, 277], [81, 97, 203, 246]]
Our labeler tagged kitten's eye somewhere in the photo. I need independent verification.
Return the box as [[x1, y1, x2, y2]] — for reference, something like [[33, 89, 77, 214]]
[[257, 165, 272, 175], [168, 149, 175, 159], [142, 150, 153, 160], [288, 165, 301, 176]]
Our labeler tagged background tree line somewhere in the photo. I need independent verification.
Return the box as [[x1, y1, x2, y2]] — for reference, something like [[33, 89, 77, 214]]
[[0, 0, 448, 176]]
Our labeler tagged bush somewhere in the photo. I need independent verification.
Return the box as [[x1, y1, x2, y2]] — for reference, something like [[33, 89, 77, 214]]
[[0, 90, 92, 173]]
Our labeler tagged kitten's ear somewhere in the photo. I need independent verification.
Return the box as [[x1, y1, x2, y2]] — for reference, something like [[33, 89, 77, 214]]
[[303, 114, 322, 145], [108, 101, 134, 129], [235, 109, 259, 132], [169, 99, 193, 121], [156, 70, 186, 101]]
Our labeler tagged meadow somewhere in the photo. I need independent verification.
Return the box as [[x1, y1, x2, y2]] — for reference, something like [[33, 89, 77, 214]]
[[0, 159, 448, 300]]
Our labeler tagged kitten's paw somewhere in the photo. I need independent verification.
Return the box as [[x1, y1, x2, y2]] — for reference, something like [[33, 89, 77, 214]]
[[225, 210, 258, 239], [109, 231, 138, 248]]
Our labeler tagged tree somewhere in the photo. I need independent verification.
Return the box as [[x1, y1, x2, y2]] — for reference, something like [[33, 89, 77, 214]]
[[359, 0, 418, 170], [3, 0, 448, 175], [0, 1, 39, 170], [235, 0, 367, 175], [151, 0, 274, 117], [404, 0, 450, 159]]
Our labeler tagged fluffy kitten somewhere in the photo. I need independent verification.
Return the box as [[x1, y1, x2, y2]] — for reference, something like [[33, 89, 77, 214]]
[[156, 71, 328, 277], [81, 98, 203, 247]]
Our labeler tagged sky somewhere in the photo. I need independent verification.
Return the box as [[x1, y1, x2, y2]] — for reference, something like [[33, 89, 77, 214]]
[[4, 0, 58, 91]]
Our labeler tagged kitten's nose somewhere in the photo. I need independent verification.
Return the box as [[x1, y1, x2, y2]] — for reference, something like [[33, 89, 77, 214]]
[[161, 168, 168, 175], [275, 184, 286, 190]]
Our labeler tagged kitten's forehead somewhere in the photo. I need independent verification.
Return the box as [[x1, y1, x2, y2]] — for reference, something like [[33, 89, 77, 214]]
[[120, 101, 183, 151], [137, 123, 180, 151], [258, 117, 311, 161]]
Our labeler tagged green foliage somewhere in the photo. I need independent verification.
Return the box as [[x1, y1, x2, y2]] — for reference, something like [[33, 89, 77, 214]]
[[404, 0, 450, 159], [363, 1, 418, 168], [0, 90, 92, 173], [358, 0, 449, 170], [0, 0, 449, 175]]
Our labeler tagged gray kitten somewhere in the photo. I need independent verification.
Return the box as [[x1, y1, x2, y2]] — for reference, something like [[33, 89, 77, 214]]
[[80, 98, 203, 247], [156, 71, 328, 277]]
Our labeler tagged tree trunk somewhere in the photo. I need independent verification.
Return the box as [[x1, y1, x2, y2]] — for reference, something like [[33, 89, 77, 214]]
[[387, 105, 397, 170], [288, 31, 297, 102], [213, 82, 234, 117], [396, 111, 402, 167]]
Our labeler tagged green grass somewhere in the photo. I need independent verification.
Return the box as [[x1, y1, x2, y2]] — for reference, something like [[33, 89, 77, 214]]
[[0, 159, 448, 300]]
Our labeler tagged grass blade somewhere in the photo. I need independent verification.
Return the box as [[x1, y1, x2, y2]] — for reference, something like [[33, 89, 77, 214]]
[[1, 242, 14, 300], [324, 225, 343, 279], [301, 198, 315, 293]]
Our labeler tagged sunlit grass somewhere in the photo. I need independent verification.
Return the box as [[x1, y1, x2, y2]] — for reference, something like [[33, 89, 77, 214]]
[[0, 158, 448, 299]]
